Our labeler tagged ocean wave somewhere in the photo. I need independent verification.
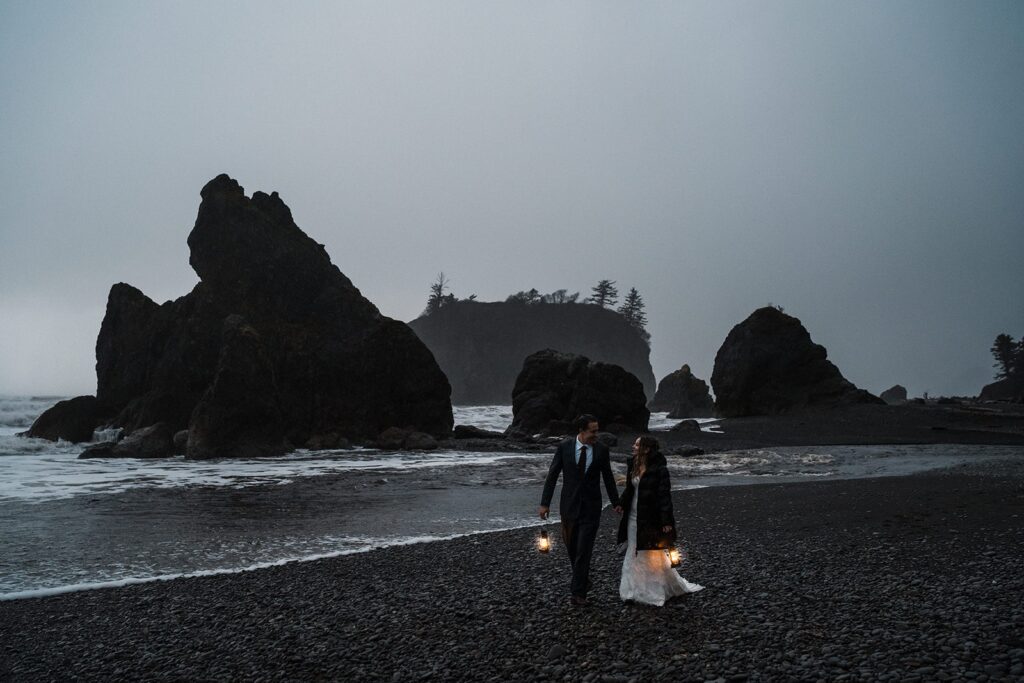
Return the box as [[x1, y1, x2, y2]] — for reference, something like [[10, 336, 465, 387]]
[[0, 433, 83, 456], [0, 395, 65, 428], [0, 524, 551, 601], [0, 448, 548, 504], [452, 405, 513, 432]]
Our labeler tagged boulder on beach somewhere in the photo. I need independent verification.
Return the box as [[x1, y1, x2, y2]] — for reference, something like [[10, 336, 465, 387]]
[[507, 349, 649, 438], [26, 395, 106, 443], [408, 300, 656, 404], [668, 444, 704, 457], [880, 385, 908, 405], [84, 174, 452, 455], [452, 425, 505, 440], [671, 419, 702, 433], [376, 427, 439, 450], [979, 375, 1024, 403], [649, 364, 715, 418], [303, 433, 350, 450], [711, 307, 883, 418]]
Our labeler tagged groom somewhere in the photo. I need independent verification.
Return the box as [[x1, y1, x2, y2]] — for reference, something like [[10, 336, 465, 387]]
[[539, 414, 622, 606]]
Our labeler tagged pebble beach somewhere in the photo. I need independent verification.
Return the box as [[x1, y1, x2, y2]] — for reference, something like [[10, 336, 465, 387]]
[[2, 455, 1022, 682]]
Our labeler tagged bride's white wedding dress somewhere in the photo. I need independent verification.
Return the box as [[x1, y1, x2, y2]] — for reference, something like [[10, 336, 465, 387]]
[[620, 476, 704, 606]]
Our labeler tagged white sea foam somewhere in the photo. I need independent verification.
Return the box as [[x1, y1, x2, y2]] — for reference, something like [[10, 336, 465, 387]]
[[0, 427, 811, 505], [648, 412, 722, 432], [454, 405, 722, 433], [0, 429, 82, 454], [671, 449, 839, 478], [0, 446, 542, 504], [452, 405, 513, 432], [93, 426, 123, 442], [0, 400, 728, 505], [0, 524, 550, 601]]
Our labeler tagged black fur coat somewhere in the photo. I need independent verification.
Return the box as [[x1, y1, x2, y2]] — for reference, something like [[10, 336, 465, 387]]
[[616, 451, 677, 552]]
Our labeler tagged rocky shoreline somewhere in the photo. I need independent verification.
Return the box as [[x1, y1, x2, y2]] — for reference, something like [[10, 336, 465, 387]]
[[633, 402, 1024, 454], [447, 401, 1024, 457], [2, 455, 1022, 682]]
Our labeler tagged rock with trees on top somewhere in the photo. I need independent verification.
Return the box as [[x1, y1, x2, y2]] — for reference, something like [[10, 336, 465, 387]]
[[980, 333, 1024, 402]]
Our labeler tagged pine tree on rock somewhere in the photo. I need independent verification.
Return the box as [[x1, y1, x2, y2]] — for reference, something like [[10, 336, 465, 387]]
[[588, 280, 619, 308], [425, 272, 450, 315], [617, 287, 646, 326], [991, 333, 1022, 379], [617, 287, 650, 345]]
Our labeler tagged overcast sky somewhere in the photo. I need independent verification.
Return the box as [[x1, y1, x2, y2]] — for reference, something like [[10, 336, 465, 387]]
[[2, 1, 1022, 399]]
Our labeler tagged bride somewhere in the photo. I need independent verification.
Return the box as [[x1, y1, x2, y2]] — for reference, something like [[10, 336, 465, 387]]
[[618, 435, 704, 606]]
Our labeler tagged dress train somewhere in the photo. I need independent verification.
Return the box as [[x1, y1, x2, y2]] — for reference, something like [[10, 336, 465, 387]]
[[619, 477, 704, 606]]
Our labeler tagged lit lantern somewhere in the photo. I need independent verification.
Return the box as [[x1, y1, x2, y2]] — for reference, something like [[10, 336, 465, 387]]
[[668, 547, 682, 568], [538, 530, 551, 553]]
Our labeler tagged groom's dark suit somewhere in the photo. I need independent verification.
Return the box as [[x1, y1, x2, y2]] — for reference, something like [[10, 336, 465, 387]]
[[541, 438, 621, 599]]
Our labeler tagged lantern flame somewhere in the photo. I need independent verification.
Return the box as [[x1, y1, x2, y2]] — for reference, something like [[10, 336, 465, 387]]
[[538, 530, 551, 553], [669, 547, 682, 567]]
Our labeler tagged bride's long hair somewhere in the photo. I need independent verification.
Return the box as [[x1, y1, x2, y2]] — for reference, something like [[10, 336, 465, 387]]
[[633, 435, 660, 480]]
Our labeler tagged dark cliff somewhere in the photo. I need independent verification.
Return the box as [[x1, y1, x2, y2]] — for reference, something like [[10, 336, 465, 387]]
[[408, 301, 655, 405]]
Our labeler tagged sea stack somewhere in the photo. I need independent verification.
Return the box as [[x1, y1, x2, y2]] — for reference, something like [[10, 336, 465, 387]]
[[60, 173, 453, 456], [649, 364, 715, 418], [711, 306, 883, 417], [507, 349, 649, 437]]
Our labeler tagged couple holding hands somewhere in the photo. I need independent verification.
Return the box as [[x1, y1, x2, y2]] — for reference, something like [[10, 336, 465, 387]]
[[538, 414, 704, 607]]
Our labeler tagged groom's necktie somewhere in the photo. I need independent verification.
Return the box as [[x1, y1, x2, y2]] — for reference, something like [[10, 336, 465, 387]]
[[578, 446, 587, 477]]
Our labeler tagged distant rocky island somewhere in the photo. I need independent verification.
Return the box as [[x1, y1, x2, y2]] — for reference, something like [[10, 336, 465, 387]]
[[649, 364, 714, 418], [408, 300, 655, 404]]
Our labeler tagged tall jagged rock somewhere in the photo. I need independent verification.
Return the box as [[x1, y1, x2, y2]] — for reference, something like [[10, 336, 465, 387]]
[[711, 307, 883, 417], [95, 282, 222, 432], [408, 301, 655, 404], [649, 364, 715, 418], [507, 349, 649, 437], [88, 174, 452, 452]]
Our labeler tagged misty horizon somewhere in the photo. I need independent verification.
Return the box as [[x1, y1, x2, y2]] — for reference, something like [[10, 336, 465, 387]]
[[2, 1, 1022, 398]]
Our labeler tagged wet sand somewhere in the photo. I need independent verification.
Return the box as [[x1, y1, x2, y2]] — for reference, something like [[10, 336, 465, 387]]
[[2, 454, 1022, 681]]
